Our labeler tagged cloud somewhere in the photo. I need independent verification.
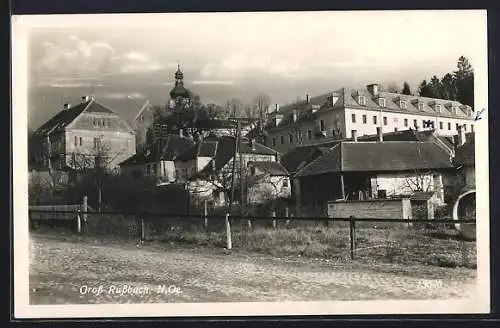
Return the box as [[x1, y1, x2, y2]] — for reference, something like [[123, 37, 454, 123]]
[[99, 92, 146, 100], [34, 35, 167, 79], [191, 80, 235, 85]]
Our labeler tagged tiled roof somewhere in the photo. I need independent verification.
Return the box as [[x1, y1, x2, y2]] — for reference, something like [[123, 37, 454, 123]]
[[249, 161, 289, 176], [280, 141, 341, 174], [453, 134, 475, 166], [34, 99, 116, 136], [196, 135, 279, 177], [295, 141, 454, 177], [175, 139, 218, 161], [267, 86, 473, 130], [119, 134, 194, 166]]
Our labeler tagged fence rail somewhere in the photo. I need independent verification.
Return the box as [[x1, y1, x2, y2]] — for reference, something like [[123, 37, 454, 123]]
[[28, 208, 476, 261]]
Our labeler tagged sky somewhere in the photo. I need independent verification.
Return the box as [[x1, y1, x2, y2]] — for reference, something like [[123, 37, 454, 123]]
[[21, 10, 487, 129]]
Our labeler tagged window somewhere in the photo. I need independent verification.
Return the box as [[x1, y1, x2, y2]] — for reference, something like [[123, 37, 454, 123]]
[[400, 100, 407, 109], [404, 118, 408, 127], [280, 136, 284, 144], [422, 120, 426, 128], [289, 134, 293, 143], [448, 122, 451, 130], [79, 137, 82, 146], [394, 127, 398, 132], [358, 95, 366, 106], [272, 138, 276, 146], [308, 130, 312, 139], [297, 130, 302, 140], [93, 118, 97, 126], [439, 122, 443, 129], [283, 179, 289, 187], [351, 114, 356, 123], [250, 167, 256, 175], [74, 136, 78, 147], [383, 117, 387, 125], [413, 119, 418, 128], [436, 104, 442, 112], [93, 137, 100, 149], [464, 124, 467, 131], [418, 102, 424, 111], [456, 123, 459, 130], [373, 116, 377, 124], [320, 120, 325, 131], [471, 124, 474, 132], [378, 98, 386, 107], [362, 115, 367, 124]]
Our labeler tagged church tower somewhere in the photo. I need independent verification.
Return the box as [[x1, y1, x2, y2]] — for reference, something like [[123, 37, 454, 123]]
[[169, 64, 191, 107]]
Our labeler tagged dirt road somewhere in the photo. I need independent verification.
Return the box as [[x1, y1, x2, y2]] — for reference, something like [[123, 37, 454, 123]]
[[29, 234, 477, 304]]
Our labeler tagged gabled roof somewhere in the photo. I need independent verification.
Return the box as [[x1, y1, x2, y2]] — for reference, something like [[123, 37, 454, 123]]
[[295, 141, 454, 177], [248, 161, 289, 176], [195, 135, 279, 177], [119, 134, 194, 166], [34, 99, 117, 136], [280, 141, 341, 174], [175, 139, 218, 161]]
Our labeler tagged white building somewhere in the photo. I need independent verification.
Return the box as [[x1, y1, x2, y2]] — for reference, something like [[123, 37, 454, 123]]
[[264, 83, 475, 153]]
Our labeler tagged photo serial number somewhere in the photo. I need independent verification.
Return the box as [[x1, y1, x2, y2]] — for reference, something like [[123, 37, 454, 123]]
[[79, 284, 182, 297]]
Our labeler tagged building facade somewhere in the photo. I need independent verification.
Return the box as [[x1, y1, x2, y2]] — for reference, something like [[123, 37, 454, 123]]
[[264, 83, 475, 153], [30, 96, 136, 174]]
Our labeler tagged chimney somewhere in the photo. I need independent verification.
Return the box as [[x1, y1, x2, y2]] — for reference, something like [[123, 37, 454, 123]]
[[250, 138, 256, 151], [81, 96, 90, 103], [351, 130, 358, 142], [376, 127, 383, 142], [275, 104, 280, 112], [274, 152, 281, 163], [292, 110, 298, 123], [306, 94, 310, 104], [367, 84, 379, 97], [457, 124, 466, 146], [63, 103, 71, 110]]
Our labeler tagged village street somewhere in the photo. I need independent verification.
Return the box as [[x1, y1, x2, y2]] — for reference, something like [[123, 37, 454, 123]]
[[29, 233, 477, 304]]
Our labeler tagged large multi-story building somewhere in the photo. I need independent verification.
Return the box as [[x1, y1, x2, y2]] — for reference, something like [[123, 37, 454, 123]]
[[29, 96, 136, 173], [264, 83, 475, 153]]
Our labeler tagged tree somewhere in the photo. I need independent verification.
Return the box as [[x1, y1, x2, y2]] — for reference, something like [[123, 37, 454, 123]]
[[418, 80, 434, 98], [386, 82, 400, 93], [428, 75, 442, 98], [454, 56, 474, 107], [69, 139, 114, 211], [402, 82, 412, 95], [253, 92, 271, 121], [440, 73, 457, 100]]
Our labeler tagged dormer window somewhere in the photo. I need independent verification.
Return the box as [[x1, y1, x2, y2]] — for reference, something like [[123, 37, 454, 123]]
[[378, 98, 386, 107], [400, 100, 407, 109], [358, 95, 366, 106], [418, 102, 425, 111], [435, 104, 442, 113]]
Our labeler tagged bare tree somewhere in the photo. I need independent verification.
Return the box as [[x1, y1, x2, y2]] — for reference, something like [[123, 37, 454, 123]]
[[69, 138, 114, 211], [253, 92, 271, 121], [400, 169, 434, 194]]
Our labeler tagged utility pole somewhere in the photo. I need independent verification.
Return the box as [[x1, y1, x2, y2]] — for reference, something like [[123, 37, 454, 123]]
[[227, 117, 259, 215]]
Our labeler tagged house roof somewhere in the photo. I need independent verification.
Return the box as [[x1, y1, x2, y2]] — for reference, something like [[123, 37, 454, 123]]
[[175, 139, 218, 161], [195, 135, 279, 177], [249, 161, 289, 176], [453, 133, 475, 166], [119, 134, 194, 166], [266, 86, 473, 131], [280, 141, 342, 174], [295, 141, 454, 177], [34, 98, 117, 136]]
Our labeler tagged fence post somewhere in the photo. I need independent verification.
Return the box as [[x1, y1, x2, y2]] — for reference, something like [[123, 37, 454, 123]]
[[76, 210, 81, 234], [82, 195, 88, 233], [204, 200, 208, 231], [247, 218, 252, 230], [349, 216, 356, 260], [141, 216, 145, 242], [225, 213, 232, 250], [272, 210, 277, 229], [285, 207, 290, 226]]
